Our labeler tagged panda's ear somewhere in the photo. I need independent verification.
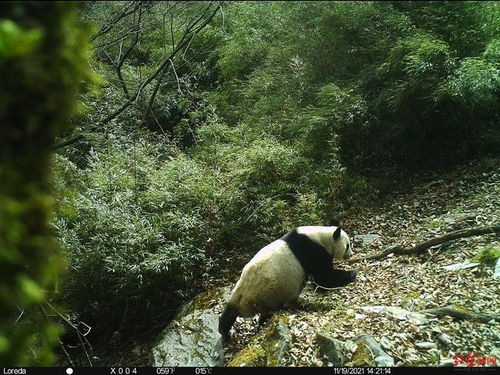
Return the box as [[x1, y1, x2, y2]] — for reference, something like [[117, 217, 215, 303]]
[[328, 218, 340, 227], [333, 227, 342, 240]]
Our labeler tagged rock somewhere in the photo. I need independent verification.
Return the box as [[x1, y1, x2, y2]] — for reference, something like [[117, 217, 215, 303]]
[[441, 212, 477, 225], [360, 306, 384, 314], [362, 305, 433, 325], [316, 332, 345, 366], [379, 337, 392, 351], [365, 306, 430, 325], [151, 288, 229, 366], [262, 315, 292, 366], [354, 234, 381, 246], [353, 334, 394, 367], [440, 358, 455, 367], [230, 315, 292, 367], [415, 342, 436, 350], [494, 258, 500, 279], [436, 333, 452, 347], [352, 341, 375, 367], [442, 261, 480, 271]]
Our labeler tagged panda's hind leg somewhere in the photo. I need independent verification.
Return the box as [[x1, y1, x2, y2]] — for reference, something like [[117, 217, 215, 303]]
[[219, 302, 239, 339]]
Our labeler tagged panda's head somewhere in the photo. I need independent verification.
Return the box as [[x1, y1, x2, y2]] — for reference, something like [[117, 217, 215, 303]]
[[331, 226, 352, 260], [296, 226, 352, 260]]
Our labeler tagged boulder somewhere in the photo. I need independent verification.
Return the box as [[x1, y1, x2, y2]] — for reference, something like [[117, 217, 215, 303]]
[[151, 288, 229, 366], [262, 316, 292, 366], [316, 332, 345, 366], [228, 346, 266, 367], [229, 315, 292, 367]]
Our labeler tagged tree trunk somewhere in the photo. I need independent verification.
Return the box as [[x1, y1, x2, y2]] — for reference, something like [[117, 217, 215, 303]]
[[0, 2, 90, 365]]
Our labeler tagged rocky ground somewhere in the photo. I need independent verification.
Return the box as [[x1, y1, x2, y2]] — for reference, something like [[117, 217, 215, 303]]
[[223, 161, 500, 366], [110, 161, 499, 367]]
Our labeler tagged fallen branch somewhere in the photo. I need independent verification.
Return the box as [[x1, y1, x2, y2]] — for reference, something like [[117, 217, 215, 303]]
[[420, 306, 500, 323], [349, 223, 500, 262], [52, 134, 84, 150]]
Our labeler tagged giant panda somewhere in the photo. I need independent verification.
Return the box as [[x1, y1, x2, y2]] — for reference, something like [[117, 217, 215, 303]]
[[218, 225, 355, 338]]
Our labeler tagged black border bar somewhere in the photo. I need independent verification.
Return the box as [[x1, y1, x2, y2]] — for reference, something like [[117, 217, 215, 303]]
[[2, 367, 498, 375]]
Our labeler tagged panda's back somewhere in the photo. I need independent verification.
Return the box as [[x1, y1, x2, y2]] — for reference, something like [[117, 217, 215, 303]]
[[230, 239, 305, 317]]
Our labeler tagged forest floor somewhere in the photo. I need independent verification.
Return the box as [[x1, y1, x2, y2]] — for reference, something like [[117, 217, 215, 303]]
[[110, 160, 499, 366], [223, 160, 500, 366]]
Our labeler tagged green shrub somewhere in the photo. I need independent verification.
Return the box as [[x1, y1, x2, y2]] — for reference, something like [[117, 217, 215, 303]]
[[440, 56, 500, 110], [52, 140, 218, 339]]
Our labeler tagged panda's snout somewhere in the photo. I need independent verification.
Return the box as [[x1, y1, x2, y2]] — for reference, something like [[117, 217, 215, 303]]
[[344, 243, 353, 259]]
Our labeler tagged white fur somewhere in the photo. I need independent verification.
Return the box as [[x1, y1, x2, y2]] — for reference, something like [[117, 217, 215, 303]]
[[229, 239, 305, 317], [228, 226, 352, 317]]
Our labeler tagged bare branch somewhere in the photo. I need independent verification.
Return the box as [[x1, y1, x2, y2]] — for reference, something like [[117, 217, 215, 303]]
[[90, 1, 141, 42], [96, 4, 220, 129], [54, 3, 221, 150], [169, 59, 183, 94], [44, 302, 94, 366], [349, 224, 500, 262], [114, 3, 144, 99], [421, 306, 500, 323]]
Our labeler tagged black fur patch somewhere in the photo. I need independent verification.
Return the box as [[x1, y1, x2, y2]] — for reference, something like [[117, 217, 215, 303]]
[[219, 302, 238, 338], [315, 269, 356, 287], [281, 229, 333, 280], [281, 229, 355, 287]]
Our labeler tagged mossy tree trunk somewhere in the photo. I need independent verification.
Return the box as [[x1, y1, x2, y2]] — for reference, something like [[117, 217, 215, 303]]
[[0, 2, 91, 366]]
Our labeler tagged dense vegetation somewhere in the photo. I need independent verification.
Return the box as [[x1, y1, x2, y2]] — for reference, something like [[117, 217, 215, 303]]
[[2, 1, 498, 365]]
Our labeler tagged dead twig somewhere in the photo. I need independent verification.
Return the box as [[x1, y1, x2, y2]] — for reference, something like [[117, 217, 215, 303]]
[[349, 223, 500, 262], [420, 306, 500, 323]]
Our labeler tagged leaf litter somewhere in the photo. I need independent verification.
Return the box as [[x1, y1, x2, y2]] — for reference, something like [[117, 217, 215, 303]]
[[224, 163, 499, 366]]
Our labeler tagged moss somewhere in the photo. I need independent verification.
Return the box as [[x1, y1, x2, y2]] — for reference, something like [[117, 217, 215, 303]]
[[401, 290, 422, 308], [263, 314, 289, 345], [412, 351, 440, 367], [266, 314, 289, 329], [425, 220, 444, 229], [303, 299, 337, 312], [228, 346, 267, 367], [179, 288, 225, 318], [473, 244, 500, 265], [262, 315, 291, 366], [352, 342, 376, 367]]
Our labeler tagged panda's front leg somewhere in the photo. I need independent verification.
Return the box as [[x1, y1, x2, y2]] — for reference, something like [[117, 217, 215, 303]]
[[314, 269, 356, 288], [258, 312, 272, 326]]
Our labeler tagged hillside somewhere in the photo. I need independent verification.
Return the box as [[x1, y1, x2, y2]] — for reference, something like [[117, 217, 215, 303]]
[[221, 162, 499, 367], [109, 161, 499, 367]]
